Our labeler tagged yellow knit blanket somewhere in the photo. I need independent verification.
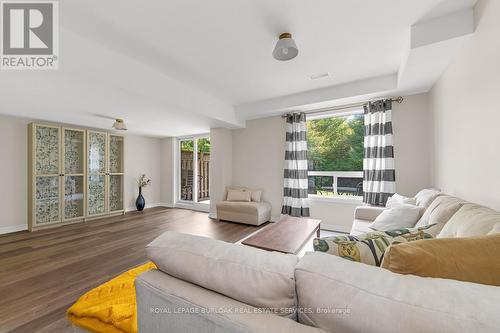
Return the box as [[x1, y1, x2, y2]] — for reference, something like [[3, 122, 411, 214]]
[[67, 262, 157, 333]]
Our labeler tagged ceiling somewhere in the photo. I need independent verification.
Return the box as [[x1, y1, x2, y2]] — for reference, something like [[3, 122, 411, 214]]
[[0, 0, 477, 137]]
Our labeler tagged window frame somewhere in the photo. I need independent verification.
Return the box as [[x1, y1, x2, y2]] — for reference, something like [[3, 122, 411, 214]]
[[306, 109, 364, 202]]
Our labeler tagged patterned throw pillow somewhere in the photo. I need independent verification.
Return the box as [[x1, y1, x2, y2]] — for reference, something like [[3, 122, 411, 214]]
[[313, 226, 433, 266]]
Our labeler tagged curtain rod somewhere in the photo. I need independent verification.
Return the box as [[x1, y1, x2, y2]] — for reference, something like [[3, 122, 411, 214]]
[[281, 96, 404, 118]]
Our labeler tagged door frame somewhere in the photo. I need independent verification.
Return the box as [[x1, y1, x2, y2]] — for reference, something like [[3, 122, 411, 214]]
[[175, 134, 210, 212]]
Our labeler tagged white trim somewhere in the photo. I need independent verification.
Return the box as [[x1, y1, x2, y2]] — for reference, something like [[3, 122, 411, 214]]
[[0, 224, 28, 235], [307, 108, 364, 121], [175, 202, 210, 213], [270, 214, 281, 222], [125, 202, 164, 212], [208, 212, 217, 219], [309, 194, 363, 205], [320, 223, 351, 234]]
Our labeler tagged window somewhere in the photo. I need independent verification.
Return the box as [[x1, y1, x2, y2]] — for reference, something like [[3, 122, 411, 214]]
[[178, 136, 211, 204], [307, 111, 364, 198]]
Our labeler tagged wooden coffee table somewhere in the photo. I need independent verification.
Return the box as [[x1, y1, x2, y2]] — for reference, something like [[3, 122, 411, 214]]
[[242, 216, 321, 255]]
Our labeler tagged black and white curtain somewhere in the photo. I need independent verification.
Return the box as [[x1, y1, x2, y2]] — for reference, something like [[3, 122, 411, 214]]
[[363, 100, 396, 206], [282, 113, 310, 217]]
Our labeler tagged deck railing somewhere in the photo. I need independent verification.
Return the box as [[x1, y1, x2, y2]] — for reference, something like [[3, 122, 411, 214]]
[[308, 171, 363, 197]]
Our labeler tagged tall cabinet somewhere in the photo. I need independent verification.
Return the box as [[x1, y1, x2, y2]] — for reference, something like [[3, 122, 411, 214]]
[[28, 123, 124, 231]]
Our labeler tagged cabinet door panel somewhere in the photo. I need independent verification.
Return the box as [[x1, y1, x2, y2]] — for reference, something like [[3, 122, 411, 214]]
[[64, 175, 85, 219], [88, 132, 106, 174], [64, 129, 84, 174], [35, 176, 60, 224], [109, 175, 124, 212], [35, 126, 59, 175], [109, 135, 124, 174], [88, 175, 106, 216]]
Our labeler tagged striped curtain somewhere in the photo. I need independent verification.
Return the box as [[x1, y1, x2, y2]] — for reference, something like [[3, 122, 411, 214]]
[[363, 100, 396, 206], [282, 113, 310, 217]]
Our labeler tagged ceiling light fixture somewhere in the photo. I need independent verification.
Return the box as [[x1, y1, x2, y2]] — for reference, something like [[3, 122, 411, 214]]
[[112, 118, 127, 131], [273, 32, 298, 61]]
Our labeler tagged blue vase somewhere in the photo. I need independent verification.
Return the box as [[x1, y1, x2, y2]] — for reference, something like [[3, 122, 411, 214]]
[[136, 187, 145, 211]]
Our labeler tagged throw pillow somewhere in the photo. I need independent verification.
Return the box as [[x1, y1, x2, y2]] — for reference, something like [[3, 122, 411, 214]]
[[226, 189, 251, 202], [381, 233, 500, 286], [386, 193, 416, 208], [369, 204, 425, 231], [415, 195, 464, 237], [251, 189, 263, 202], [437, 204, 500, 238], [313, 226, 433, 267], [414, 188, 441, 208]]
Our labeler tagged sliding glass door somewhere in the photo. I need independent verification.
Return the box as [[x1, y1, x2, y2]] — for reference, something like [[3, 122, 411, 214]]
[[178, 136, 210, 207]]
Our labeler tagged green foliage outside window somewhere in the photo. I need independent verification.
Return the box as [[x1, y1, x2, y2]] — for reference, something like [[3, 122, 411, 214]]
[[307, 114, 364, 171], [180, 138, 211, 153]]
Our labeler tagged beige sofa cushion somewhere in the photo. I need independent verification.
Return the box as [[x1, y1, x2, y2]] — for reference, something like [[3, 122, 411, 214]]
[[415, 195, 464, 237], [350, 219, 373, 236], [488, 223, 500, 235], [136, 270, 326, 332], [147, 231, 298, 316], [438, 204, 500, 238], [227, 188, 251, 202], [225, 186, 263, 202], [414, 188, 441, 208], [295, 252, 500, 333], [217, 200, 269, 214]]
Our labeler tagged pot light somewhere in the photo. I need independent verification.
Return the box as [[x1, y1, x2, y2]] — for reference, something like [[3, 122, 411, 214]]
[[273, 32, 298, 61], [112, 118, 127, 131]]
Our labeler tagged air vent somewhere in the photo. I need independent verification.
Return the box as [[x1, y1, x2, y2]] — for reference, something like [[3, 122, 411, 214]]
[[310, 72, 330, 80]]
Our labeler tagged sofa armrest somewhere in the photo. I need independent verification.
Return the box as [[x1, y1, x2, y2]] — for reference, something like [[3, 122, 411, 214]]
[[294, 252, 500, 333], [354, 205, 385, 221]]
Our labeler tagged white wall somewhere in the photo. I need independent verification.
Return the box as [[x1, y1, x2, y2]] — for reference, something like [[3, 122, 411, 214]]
[[0, 115, 29, 234], [231, 116, 285, 220], [429, 0, 500, 211], [209, 94, 433, 231], [124, 134, 162, 211], [209, 128, 233, 217], [392, 93, 432, 196], [0, 115, 164, 233], [160, 138, 175, 206]]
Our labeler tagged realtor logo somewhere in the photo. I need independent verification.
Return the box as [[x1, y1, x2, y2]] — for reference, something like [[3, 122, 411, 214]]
[[1, 1, 58, 69]]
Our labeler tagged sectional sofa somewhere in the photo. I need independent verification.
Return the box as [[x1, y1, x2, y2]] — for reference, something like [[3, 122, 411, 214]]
[[135, 189, 500, 333]]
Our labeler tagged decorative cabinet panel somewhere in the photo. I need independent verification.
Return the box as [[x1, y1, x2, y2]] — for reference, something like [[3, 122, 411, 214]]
[[87, 131, 107, 217], [29, 123, 125, 231], [63, 128, 86, 221], [35, 175, 60, 224], [108, 135, 124, 212], [86, 131, 125, 218]]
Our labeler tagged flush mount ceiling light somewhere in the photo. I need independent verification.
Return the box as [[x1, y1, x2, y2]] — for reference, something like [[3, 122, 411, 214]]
[[112, 118, 127, 131], [273, 32, 298, 61]]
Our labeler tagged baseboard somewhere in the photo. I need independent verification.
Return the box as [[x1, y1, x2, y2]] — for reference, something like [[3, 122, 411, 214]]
[[125, 202, 166, 212], [174, 202, 210, 213], [320, 223, 351, 233], [270, 214, 281, 222], [0, 224, 28, 235], [208, 212, 217, 219]]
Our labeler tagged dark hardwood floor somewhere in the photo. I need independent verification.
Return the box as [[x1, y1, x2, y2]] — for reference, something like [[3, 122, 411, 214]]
[[0, 207, 264, 333]]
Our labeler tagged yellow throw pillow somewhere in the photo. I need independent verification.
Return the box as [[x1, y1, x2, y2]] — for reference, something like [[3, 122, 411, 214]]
[[381, 233, 500, 286]]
